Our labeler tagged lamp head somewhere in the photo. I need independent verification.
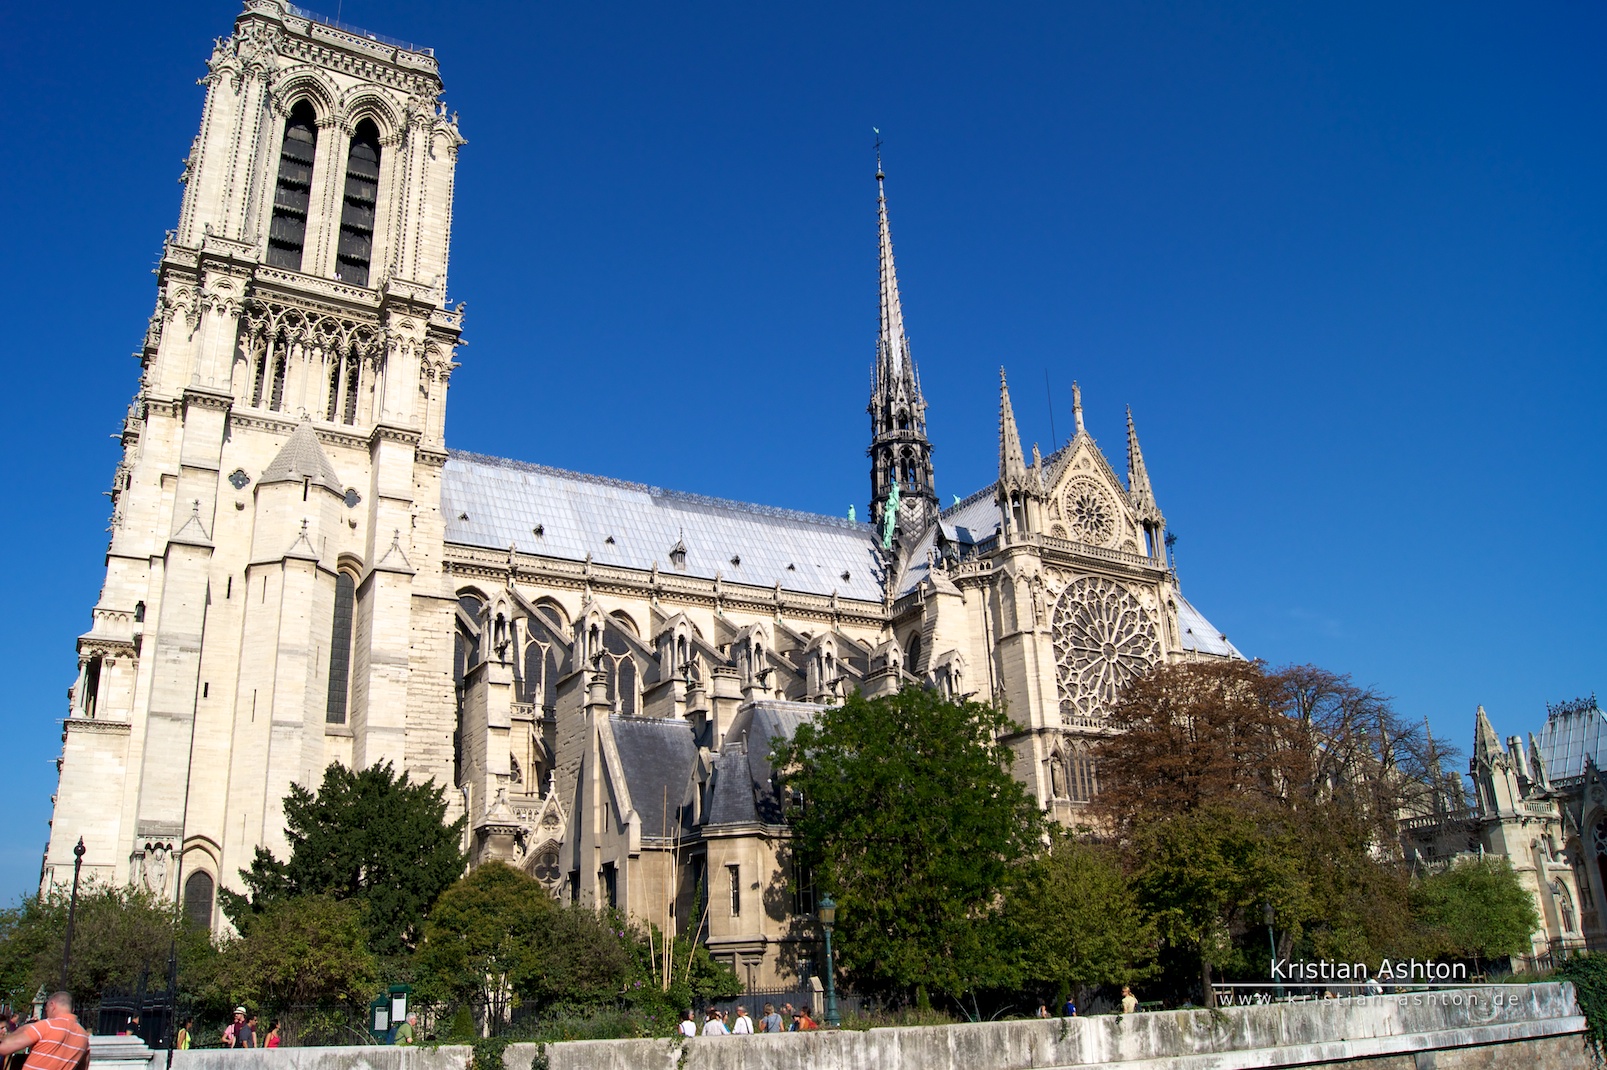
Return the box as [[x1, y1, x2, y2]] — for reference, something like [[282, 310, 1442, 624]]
[[817, 894, 836, 927]]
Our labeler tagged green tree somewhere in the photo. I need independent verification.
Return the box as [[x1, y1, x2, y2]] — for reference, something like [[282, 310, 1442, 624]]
[[415, 862, 557, 1029], [210, 895, 378, 1045], [1008, 832, 1154, 997], [772, 688, 1042, 1007], [220, 762, 467, 955], [0, 883, 210, 1011], [1410, 856, 1540, 966], [1132, 806, 1304, 1007]]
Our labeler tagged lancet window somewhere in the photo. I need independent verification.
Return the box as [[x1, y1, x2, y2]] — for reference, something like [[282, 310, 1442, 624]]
[[335, 121, 381, 287], [266, 101, 318, 271], [325, 569, 356, 724]]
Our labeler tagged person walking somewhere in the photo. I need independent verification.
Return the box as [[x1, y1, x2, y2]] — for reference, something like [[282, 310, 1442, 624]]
[[175, 1019, 193, 1051], [677, 1010, 697, 1038], [0, 993, 88, 1070], [730, 1006, 753, 1035], [223, 1009, 246, 1048], [1121, 986, 1139, 1014], [701, 1009, 728, 1036], [394, 1014, 417, 1046], [264, 1022, 283, 1049]]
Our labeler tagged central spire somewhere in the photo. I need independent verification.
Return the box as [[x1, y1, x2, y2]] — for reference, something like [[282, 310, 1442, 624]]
[[866, 145, 938, 545], [876, 154, 914, 395]]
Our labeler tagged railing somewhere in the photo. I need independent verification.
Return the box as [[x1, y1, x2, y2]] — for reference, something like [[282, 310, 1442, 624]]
[[285, 4, 435, 55]]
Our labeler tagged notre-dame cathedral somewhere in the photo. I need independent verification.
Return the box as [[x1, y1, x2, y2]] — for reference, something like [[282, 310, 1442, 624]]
[[44, 1, 1245, 988]]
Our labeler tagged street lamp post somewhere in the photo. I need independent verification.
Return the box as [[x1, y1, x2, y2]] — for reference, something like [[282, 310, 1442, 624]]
[[1264, 902, 1282, 1000], [817, 895, 840, 1027], [60, 838, 86, 993]]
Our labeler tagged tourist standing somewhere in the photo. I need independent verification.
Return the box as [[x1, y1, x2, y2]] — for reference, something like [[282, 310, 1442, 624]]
[[701, 1009, 728, 1036], [0, 993, 88, 1070], [264, 1022, 282, 1049], [1121, 987, 1138, 1014], [677, 1010, 697, 1038], [731, 1006, 753, 1035], [759, 1003, 782, 1033], [175, 1018, 193, 1051], [795, 1007, 818, 1031], [223, 1009, 247, 1048]]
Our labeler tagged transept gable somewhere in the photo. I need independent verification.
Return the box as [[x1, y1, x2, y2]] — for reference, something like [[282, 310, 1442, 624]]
[[1042, 436, 1146, 554]]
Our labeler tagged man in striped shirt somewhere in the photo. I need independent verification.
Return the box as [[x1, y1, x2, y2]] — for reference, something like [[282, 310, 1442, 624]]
[[0, 994, 89, 1070]]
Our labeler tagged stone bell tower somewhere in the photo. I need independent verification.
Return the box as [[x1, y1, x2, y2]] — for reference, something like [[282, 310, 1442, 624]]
[[43, 0, 465, 931]]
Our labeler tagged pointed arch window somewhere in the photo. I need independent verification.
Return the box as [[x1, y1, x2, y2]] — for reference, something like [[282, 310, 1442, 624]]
[[335, 120, 381, 287], [325, 570, 357, 724], [183, 870, 214, 929], [267, 101, 319, 271]]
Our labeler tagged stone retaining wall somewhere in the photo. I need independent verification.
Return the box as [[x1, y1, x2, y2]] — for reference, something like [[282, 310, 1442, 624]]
[[503, 983, 1588, 1070], [148, 1046, 473, 1070]]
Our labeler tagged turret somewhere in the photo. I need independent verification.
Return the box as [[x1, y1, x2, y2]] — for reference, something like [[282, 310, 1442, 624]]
[[1126, 407, 1166, 560], [996, 369, 1043, 539]]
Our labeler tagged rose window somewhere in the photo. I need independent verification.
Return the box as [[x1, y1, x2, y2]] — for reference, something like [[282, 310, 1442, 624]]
[[1064, 480, 1116, 545], [1052, 577, 1160, 722]]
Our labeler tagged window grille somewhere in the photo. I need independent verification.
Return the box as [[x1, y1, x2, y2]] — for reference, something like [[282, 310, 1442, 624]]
[[266, 102, 318, 270], [335, 121, 381, 286]]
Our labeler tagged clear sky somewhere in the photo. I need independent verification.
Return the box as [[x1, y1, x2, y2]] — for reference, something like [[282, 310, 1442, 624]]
[[0, 2, 1601, 901]]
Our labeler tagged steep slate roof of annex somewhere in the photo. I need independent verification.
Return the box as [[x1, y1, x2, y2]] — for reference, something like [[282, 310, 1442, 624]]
[[706, 701, 819, 827], [609, 715, 698, 838], [259, 421, 345, 495], [443, 452, 884, 601]]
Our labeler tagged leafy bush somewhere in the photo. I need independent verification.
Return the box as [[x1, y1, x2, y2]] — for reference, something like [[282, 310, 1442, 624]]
[[1557, 954, 1607, 1058]]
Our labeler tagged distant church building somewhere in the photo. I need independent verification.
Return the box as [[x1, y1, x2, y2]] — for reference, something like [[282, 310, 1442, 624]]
[[1405, 696, 1607, 971], [46, 1, 1245, 986]]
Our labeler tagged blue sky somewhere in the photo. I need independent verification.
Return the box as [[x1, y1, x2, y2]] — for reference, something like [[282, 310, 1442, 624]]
[[0, 2, 1602, 900]]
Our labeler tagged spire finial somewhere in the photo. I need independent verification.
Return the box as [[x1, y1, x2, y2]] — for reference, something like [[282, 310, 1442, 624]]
[[1125, 405, 1160, 521], [998, 368, 1027, 483], [874, 126, 884, 181], [1072, 380, 1085, 436]]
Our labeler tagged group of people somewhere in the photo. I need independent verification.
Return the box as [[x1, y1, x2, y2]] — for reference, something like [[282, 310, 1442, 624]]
[[678, 1002, 820, 1036], [216, 1008, 282, 1049], [1037, 985, 1142, 1018]]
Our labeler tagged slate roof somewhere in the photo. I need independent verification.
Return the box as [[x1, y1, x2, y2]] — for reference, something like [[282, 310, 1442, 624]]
[[609, 715, 698, 838], [442, 452, 884, 601], [707, 702, 819, 827], [259, 421, 344, 495]]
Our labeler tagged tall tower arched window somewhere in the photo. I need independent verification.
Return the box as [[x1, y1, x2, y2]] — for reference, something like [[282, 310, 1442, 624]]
[[325, 570, 356, 724], [266, 101, 319, 271], [335, 121, 381, 287]]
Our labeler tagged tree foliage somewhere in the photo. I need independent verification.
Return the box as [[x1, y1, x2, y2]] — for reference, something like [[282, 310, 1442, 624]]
[[773, 688, 1041, 1004], [220, 762, 467, 955], [1093, 660, 1455, 1005], [0, 883, 209, 1011], [210, 895, 378, 1045], [1007, 832, 1154, 993], [415, 863, 741, 1035], [416, 862, 557, 1025], [1410, 857, 1540, 963]]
